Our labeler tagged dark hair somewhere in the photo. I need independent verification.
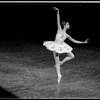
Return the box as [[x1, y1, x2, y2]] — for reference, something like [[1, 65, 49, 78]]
[[62, 21, 70, 29], [62, 22, 67, 26]]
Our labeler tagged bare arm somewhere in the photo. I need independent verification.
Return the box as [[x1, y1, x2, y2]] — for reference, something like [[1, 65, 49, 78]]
[[53, 7, 62, 31], [67, 34, 89, 44]]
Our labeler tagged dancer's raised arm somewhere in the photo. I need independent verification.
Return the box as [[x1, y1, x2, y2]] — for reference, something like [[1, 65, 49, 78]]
[[53, 7, 62, 31], [67, 34, 89, 44]]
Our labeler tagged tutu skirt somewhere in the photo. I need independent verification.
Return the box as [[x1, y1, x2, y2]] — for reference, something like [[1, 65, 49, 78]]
[[43, 41, 73, 54]]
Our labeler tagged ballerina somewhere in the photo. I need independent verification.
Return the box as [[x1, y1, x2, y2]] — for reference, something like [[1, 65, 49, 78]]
[[43, 7, 89, 83]]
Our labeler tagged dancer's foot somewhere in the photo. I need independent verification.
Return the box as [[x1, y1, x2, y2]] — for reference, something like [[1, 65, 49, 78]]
[[57, 74, 62, 83], [54, 63, 60, 67], [59, 61, 63, 66]]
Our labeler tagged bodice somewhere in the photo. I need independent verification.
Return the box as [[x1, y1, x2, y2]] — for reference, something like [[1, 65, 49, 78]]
[[55, 30, 68, 43]]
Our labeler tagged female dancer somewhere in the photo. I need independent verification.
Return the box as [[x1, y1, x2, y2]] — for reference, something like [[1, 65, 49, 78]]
[[43, 7, 89, 83]]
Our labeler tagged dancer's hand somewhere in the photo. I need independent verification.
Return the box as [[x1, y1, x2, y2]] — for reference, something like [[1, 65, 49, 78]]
[[84, 38, 89, 43], [53, 7, 59, 11]]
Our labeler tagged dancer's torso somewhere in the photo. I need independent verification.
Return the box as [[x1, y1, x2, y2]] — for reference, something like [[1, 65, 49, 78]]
[[55, 30, 68, 44]]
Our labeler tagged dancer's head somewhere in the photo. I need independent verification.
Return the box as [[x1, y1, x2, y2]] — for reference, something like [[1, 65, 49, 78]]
[[62, 22, 70, 30]]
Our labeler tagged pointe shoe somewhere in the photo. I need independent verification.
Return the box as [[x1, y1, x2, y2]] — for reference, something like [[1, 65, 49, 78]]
[[57, 74, 62, 83], [54, 64, 60, 68], [59, 61, 62, 65]]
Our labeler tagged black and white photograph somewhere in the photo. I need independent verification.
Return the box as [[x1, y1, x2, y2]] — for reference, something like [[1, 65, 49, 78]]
[[0, 1, 100, 99]]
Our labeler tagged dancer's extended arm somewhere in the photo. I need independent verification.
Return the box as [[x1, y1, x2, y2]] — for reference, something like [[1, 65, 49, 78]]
[[53, 7, 62, 31], [67, 34, 89, 44]]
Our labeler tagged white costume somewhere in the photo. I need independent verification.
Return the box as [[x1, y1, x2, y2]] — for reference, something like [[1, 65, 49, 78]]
[[43, 41, 73, 54], [43, 30, 73, 54]]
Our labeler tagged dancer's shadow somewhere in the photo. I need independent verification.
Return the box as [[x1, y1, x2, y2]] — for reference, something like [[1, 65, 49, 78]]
[[55, 83, 63, 98]]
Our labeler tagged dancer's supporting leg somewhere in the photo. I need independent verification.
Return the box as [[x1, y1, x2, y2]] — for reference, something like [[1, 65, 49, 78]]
[[53, 51, 62, 83], [56, 64, 62, 83], [60, 52, 74, 66], [53, 51, 60, 66]]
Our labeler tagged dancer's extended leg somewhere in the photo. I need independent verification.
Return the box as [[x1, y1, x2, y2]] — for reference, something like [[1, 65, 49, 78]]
[[60, 52, 74, 65]]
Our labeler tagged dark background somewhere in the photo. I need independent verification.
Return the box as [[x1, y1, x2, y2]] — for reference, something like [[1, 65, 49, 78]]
[[0, 3, 99, 48]]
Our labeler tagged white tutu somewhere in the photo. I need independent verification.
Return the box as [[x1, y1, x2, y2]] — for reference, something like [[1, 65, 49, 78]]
[[43, 41, 73, 54]]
